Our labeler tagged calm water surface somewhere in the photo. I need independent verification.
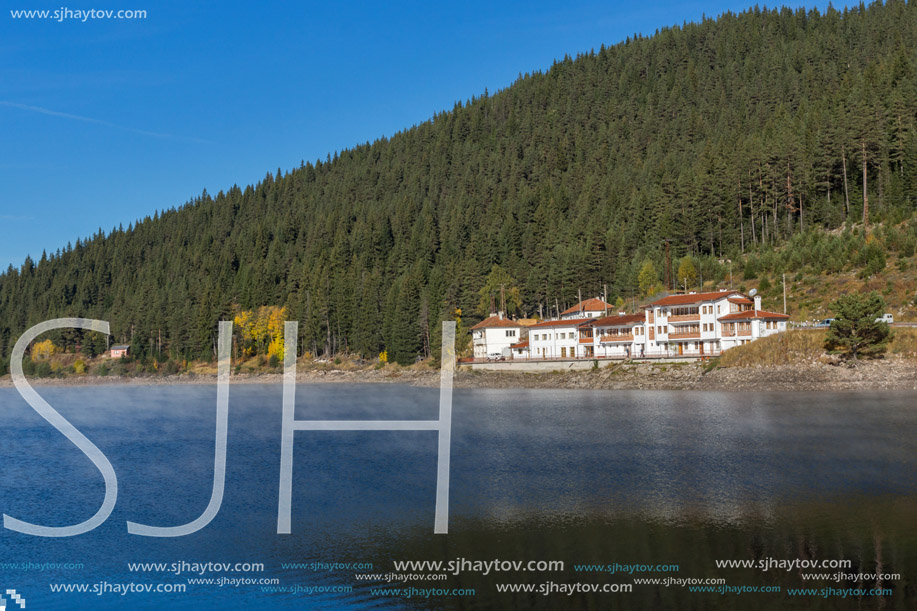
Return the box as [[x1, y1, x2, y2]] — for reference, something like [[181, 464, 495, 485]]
[[0, 384, 915, 609]]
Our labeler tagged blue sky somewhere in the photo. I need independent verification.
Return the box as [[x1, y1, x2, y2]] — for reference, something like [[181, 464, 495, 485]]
[[1, 0, 847, 270]]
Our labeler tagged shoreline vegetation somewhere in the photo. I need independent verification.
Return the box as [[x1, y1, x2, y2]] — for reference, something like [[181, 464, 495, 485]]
[[3, 329, 915, 392]]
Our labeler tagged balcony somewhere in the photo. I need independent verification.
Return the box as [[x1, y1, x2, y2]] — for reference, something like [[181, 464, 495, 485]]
[[737, 329, 751, 336], [668, 314, 700, 323], [599, 334, 634, 343], [669, 332, 700, 340]]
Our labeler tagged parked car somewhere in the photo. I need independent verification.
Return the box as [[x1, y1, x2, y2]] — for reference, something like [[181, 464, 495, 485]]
[[814, 318, 835, 328], [875, 313, 894, 324]]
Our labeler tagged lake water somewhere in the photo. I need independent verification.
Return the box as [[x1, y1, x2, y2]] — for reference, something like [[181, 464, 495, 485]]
[[0, 384, 915, 609]]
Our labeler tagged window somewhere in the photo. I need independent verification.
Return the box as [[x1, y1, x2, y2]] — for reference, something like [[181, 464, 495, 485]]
[[506, 330, 516, 337]]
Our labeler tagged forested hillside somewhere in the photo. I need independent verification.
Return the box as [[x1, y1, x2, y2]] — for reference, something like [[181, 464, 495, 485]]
[[2, 1, 917, 370]]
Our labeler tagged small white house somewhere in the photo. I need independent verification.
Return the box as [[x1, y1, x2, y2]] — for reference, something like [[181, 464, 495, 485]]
[[508, 339, 530, 359], [471, 313, 524, 359]]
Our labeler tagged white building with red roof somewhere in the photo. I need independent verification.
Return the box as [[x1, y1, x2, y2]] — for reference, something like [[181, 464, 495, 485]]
[[558, 297, 613, 320], [582, 313, 648, 358], [717, 308, 790, 349], [477, 292, 788, 363], [471, 313, 524, 359], [642, 289, 788, 356], [528, 318, 595, 359]]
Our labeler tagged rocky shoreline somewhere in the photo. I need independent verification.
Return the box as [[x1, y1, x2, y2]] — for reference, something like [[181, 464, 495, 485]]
[[1, 358, 915, 392]]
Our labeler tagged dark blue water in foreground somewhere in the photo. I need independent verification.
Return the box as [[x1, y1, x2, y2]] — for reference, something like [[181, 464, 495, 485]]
[[0, 384, 915, 610]]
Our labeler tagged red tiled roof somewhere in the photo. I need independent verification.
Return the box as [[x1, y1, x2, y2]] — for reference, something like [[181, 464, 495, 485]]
[[646, 291, 743, 307], [718, 310, 790, 321], [470, 315, 523, 330], [588, 313, 644, 327], [510, 340, 529, 349], [728, 297, 754, 305], [560, 297, 613, 316], [530, 318, 594, 328]]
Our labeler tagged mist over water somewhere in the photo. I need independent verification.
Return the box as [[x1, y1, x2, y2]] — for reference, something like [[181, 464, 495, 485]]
[[0, 384, 915, 609]]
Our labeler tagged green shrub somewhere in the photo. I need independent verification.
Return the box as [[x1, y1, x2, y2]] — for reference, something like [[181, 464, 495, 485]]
[[825, 291, 891, 360]]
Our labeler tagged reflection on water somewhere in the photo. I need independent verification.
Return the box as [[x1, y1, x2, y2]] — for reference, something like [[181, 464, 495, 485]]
[[0, 384, 915, 609]]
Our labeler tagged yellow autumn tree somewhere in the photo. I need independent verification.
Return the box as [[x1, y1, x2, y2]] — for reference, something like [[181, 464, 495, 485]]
[[32, 339, 59, 360], [265, 306, 286, 361], [234, 305, 286, 359], [233, 309, 256, 357]]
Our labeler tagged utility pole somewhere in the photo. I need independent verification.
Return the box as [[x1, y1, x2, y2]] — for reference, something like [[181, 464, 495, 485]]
[[578, 288, 582, 315], [603, 284, 608, 316], [500, 284, 506, 316]]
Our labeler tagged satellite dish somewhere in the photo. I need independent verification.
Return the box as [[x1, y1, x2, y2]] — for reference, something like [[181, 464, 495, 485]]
[[749, 289, 758, 297]]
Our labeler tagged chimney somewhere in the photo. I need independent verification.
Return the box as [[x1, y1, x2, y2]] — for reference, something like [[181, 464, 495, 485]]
[[498, 311, 504, 320], [754, 295, 762, 311]]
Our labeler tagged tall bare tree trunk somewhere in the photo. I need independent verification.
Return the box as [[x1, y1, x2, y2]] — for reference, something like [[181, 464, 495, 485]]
[[799, 191, 804, 232], [749, 179, 757, 246], [786, 165, 793, 234], [861, 141, 869, 227], [738, 177, 745, 252], [841, 144, 850, 220]]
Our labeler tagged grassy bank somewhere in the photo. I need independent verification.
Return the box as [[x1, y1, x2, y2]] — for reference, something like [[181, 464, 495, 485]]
[[715, 327, 917, 368]]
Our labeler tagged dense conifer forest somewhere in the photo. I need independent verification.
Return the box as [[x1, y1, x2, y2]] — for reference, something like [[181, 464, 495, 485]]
[[2, 1, 917, 370]]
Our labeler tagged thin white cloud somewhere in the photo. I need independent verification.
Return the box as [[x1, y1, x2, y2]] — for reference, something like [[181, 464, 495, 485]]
[[0, 101, 210, 144]]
